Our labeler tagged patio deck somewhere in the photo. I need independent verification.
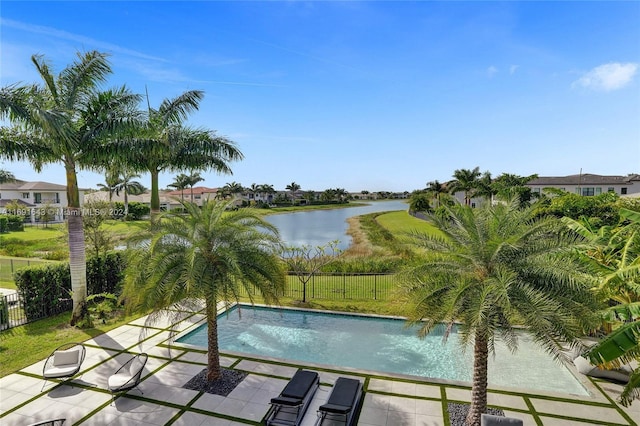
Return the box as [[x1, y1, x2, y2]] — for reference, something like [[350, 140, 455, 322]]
[[0, 308, 638, 426]]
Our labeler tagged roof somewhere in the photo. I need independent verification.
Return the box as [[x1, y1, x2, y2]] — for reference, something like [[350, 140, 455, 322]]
[[0, 199, 35, 207], [527, 174, 640, 186], [0, 179, 89, 191], [165, 186, 218, 196]]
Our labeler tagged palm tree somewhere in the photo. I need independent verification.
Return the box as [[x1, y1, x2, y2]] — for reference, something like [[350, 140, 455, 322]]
[[122, 199, 286, 381], [0, 169, 16, 184], [186, 171, 204, 202], [448, 167, 481, 206], [113, 171, 145, 218], [222, 181, 244, 200], [472, 171, 495, 204], [399, 201, 601, 425], [286, 182, 301, 205], [0, 51, 140, 324], [169, 173, 190, 201], [259, 184, 276, 203], [426, 180, 448, 207], [97, 169, 121, 203], [113, 89, 243, 220]]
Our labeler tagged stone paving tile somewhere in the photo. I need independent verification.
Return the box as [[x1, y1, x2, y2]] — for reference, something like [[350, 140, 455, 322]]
[[538, 416, 613, 425], [234, 359, 298, 377], [416, 383, 442, 399], [445, 387, 472, 402], [530, 398, 628, 424], [487, 392, 529, 410], [171, 411, 233, 426], [94, 396, 180, 425], [143, 382, 200, 405]]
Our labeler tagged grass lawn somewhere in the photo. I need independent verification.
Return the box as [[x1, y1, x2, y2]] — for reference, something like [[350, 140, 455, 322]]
[[375, 210, 442, 237], [0, 224, 65, 241], [0, 256, 61, 290], [0, 311, 143, 378]]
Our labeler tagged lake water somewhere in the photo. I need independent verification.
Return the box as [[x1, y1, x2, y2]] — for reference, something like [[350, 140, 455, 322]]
[[264, 200, 408, 250]]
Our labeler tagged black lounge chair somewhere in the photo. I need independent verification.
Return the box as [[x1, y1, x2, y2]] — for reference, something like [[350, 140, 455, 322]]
[[265, 370, 320, 426], [315, 377, 362, 426]]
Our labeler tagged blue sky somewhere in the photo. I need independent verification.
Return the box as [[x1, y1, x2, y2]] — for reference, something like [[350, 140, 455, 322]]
[[1, 1, 639, 193]]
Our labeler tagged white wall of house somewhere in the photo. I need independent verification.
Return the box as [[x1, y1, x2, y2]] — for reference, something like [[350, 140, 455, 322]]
[[0, 180, 87, 223]]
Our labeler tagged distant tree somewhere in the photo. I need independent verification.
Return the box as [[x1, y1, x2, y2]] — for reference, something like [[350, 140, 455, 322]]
[[169, 173, 190, 201], [286, 182, 301, 205], [97, 169, 121, 203], [335, 188, 348, 203], [448, 167, 482, 206], [321, 188, 337, 202], [282, 241, 341, 303], [83, 200, 114, 258], [472, 171, 495, 203], [221, 181, 245, 200], [113, 171, 145, 219], [492, 173, 538, 207], [0, 169, 16, 184], [409, 192, 431, 213], [38, 201, 56, 228], [186, 171, 204, 202], [426, 180, 448, 207]]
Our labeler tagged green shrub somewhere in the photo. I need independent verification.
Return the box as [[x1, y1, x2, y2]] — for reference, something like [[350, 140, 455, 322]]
[[6, 215, 24, 232], [0, 297, 9, 329], [13, 251, 127, 322], [0, 216, 8, 233], [112, 202, 150, 220]]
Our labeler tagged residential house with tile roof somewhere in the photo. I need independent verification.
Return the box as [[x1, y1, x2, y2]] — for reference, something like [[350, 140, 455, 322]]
[[526, 173, 640, 197], [0, 179, 87, 223]]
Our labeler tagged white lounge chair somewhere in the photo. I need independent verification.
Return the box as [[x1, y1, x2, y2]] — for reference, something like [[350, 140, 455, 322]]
[[108, 353, 148, 403], [42, 343, 86, 391]]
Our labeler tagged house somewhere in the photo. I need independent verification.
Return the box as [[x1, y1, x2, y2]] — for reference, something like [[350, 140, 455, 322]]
[[0, 179, 87, 223], [164, 186, 219, 206], [526, 174, 640, 197]]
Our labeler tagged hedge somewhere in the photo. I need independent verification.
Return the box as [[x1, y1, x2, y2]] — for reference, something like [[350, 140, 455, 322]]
[[13, 251, 127, 321]]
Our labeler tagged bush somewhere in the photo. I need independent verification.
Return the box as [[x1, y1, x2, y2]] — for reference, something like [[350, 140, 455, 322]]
[[0, 297, 9, 329], [14, 251, 127, 322], [5, 215, 24, 231], [112, 202, 150, 221], [0, 216, 8, 233]]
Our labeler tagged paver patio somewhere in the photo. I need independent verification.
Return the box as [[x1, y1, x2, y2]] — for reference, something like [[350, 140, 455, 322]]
[[0, 308, 637, 426]]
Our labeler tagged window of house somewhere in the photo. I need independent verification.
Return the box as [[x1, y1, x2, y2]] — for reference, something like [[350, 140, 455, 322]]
[[608, 187, 615, 192], [581, 188, 595, 196], [34, 193, 42, 203], [595, 187, 602, 195], [621, 188, 628, 195], [55, 193, 60, 203], [195, 195, 201, 199], [532, 188, 541, 194], [22, 192, 29, 199]]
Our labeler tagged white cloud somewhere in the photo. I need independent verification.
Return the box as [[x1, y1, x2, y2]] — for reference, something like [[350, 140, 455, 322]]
[[573, 62, 638, 91], [509, 65, 519, 74], [487, 66, 498, 77]]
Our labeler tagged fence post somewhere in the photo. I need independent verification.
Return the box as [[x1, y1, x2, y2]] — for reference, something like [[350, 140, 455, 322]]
[[343, 273, 346, 299], [374, 274, 377, 300], [10, 259, 14, 273]]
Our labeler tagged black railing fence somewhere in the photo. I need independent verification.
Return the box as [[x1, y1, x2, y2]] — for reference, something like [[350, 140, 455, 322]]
[[0, 272, 397, 331]]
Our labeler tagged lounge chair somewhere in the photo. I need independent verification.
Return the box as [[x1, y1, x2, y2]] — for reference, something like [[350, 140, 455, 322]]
[[42, 343, 86, 391], [265, 369, 320, 426], [315, 377, 362, 426], [481, 414, 524, 426], [26, 420, 66, 426], [107, 353, 148, 403]]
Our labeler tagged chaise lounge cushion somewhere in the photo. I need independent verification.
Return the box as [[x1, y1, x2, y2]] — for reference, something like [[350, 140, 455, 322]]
[[573, 356, 632, 383], [320, 378, 360, 414], [278, 370, 319, 401], [481, 414, 524, 426]]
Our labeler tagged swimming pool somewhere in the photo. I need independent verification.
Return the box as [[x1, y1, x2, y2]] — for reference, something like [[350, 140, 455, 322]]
[[176, 305, 589, 396]]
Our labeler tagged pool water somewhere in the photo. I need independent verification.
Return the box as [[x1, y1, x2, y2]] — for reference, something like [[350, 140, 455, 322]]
[[176, 305, 588, 396]]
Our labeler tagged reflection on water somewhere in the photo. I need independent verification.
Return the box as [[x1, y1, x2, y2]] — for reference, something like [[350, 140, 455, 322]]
[[264, 200, 408, 250]]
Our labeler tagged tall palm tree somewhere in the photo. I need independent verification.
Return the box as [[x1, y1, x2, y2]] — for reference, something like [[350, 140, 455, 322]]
[[286, 182, 301, 205], [122, 199, 286, 381], [399, 201, 601, 425], [0, 169, 16, 184], [222, 181, 244, 199], [112, 89, 243, 221], [259, 184, 275, 203], [186, 171, 204, 202], [448, 167, 481, 206], [113, 170, 145, 218], [472, 171, 495, 204], [0, 51, 140, 324], [169, 173, 190, 201]]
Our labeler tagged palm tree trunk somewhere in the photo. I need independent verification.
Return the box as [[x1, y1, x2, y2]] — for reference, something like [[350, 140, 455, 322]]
[[124, 190, 129, 220], [65, 164, 88, 325], [466, 332, 489, 426], [206, 298, 221, 381], [150, 169, 160, 222]]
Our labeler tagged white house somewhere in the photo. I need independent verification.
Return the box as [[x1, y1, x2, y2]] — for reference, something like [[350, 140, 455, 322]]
[[526, 174, 640, 197], [0, 179, 87, 223]]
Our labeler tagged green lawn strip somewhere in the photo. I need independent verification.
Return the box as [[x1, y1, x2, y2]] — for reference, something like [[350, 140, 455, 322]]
[[0, 225, 65, 241], [440, 386, 450, 426], [587, 377, 638, 426], [522, 396, 544, 426]]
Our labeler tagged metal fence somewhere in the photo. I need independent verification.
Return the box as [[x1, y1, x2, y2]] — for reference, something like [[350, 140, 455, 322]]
[[240, 272, 397, 301], [0, 272, 398, 331], [0, 291, 72, 331]]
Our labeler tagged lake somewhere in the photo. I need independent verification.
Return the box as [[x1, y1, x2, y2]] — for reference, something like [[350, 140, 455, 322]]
[[264, 200, 408, 250]]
